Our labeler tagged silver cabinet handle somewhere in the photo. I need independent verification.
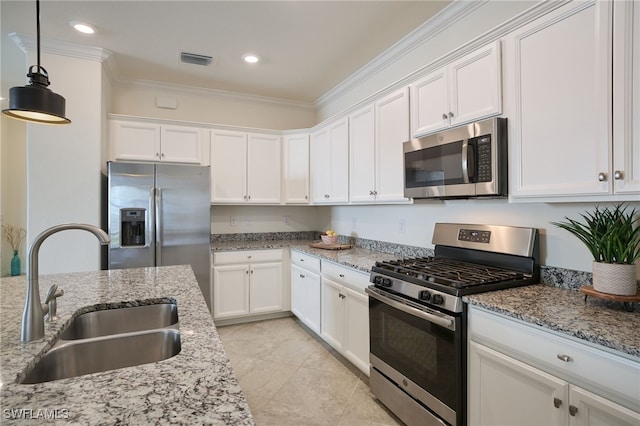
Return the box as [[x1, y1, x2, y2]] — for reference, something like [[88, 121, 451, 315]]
[[448, 112, 454, 118], [324, 194, 330, 198], [614, 170, 623, 180], [556, 354, 572, 363], [161, 152, 165, 159], [299, 274, 305, 278], [598, 172, 608, 182], [305, 195, 308, 199], [247, 195, 251, 200], [569, 405, 578, 417], [339, 274, 345, 278], [369, 190, 374, 195], [442, 113, 448, 120], [553, 398, 562, 409], [156, 152, 160, 158]]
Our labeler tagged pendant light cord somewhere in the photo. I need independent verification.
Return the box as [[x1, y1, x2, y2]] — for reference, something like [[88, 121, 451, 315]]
[[36, 0, 41, 71]]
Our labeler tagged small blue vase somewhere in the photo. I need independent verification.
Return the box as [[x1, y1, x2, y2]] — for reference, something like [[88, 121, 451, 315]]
[[11, 250, 21, 276]]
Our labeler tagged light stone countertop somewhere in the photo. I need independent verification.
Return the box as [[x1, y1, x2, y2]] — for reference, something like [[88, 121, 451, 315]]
[[212, 237, 640, 361], [0, 265, 253, 425], [464, 284, 640, 359]]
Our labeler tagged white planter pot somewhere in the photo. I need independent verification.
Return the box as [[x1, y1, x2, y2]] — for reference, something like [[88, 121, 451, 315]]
[[592, 261, 638, 296]]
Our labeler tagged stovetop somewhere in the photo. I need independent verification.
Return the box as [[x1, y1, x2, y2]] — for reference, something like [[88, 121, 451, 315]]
[[373, 257, 526, 289]]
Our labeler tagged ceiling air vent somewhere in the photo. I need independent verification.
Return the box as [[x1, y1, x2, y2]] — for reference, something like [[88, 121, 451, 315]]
[[180, 51, 213, 66]]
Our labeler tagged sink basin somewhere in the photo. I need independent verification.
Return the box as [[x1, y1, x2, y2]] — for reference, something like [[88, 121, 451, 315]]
[[61, 303, 178, 340], [20, 329, 181, 384]]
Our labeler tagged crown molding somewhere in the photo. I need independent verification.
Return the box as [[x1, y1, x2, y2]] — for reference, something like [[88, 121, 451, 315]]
[[116, 79, 316, 111], [314, 0, 486, 109], [9, 33, 112, 62]]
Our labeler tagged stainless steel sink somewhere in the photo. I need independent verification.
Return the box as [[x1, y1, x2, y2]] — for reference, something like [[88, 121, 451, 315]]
[[61, 303, 178, 340], [20, 329, 181, 384]]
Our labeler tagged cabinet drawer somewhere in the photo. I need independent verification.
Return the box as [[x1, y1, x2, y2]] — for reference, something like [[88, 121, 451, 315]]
[[291, 250, 321, 273], [469, 306, 640, 411], [214, 249, 283, 265], [321, 261, 370, 294]]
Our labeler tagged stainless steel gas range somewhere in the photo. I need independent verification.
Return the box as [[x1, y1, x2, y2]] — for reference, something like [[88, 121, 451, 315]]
[[366, 223, 540, 426]]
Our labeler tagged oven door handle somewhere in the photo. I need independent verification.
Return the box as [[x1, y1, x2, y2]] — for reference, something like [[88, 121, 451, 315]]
[[366, 288, 456, 331]]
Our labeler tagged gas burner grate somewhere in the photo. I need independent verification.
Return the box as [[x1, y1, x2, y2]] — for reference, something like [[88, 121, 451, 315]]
[[374, 257, 524, 288]]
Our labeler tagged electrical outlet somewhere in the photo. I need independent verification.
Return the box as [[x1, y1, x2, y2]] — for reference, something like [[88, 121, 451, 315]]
[[284, 215, 290, 225], [399, 219, 406, 234], [230, 216, 236, 227], [246, 216, 253, 226], [352, 218, 357, 231]]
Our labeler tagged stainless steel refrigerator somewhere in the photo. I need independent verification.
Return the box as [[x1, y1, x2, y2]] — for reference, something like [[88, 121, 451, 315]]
[[105, 162, 211, 311]]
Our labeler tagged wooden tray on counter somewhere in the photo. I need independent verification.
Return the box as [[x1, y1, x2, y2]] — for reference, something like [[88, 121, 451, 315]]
[[580, 285, 640, 312], [308, 241, 353, 250]]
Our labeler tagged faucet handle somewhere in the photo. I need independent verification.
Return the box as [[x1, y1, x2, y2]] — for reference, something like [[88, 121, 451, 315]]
[[43, 284, 64, 322]]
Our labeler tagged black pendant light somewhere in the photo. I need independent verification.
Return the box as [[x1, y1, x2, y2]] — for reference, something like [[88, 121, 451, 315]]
[[2, 0, 70, 124]]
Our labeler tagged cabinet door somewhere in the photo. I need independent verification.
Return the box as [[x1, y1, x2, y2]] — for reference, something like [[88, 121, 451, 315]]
[[310, 126, 331, 203], [247, 133, 281, 204], [160, 125, 203, 164], [349, 104, 376, 203], [469, 341, 567, 426], [328, 117, 350, 203], [283, 133, 310, 204], [112, 120, 161, 162], [375, 87, 410, 203], [450, 40, 502, 127], [569, 385, 640, 426], [290, 264, 306, 320], [343, 286, 369, 375], [320, 278, 345, 351], [613, 1, 640, 195], [410, 68, 449, 137], [210, 130, 247, 203], [249, 261, 283, 314], [213, 264, 250, 319], [509, 1, 612, 198]]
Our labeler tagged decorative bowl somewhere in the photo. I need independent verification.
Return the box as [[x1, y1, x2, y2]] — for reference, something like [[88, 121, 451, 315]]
[[321, 235, 338, 244]]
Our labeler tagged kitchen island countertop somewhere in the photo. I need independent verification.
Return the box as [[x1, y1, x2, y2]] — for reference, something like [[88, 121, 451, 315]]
[[0, 265, 253, 425]]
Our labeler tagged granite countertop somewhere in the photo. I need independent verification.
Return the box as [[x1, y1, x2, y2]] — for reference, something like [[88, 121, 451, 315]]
[[211, 238, 409, 273], [0, 266, 253, 425], [464, 284, 640, 359]]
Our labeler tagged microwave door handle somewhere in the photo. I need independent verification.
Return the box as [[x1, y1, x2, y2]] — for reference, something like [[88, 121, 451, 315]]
[[461, 140, 470, 183]]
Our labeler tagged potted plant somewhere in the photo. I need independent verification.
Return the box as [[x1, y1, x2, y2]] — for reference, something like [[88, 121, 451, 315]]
[[552, 204, 640, 296]]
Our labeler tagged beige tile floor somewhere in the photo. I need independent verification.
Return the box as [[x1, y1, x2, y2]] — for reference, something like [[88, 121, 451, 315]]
[[217, 316, 404, 426]]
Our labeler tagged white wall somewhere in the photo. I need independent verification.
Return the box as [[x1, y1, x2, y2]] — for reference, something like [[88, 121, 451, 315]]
[[324, 201, 640, 273], [26, 51, 106, 274], [211, 205, 323, 234], [0, 17, 29, 276], [111, 82, 316, 130]]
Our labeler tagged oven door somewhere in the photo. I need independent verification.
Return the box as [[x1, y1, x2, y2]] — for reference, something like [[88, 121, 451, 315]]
[[367, 287, 464, 426]]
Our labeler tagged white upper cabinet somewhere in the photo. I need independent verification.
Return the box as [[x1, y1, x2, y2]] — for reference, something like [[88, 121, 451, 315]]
[[110, 119, 205, 164], [505, 1, 638, 200], [613, 0, 640, 195], [411, 40, 502, 137], [283, 133, 310, 204], [349, 87, 410, 203], [210, 129, 281, 204], [310, 117, 349, 204]]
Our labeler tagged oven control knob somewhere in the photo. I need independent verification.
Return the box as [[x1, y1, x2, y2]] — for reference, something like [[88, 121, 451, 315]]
[[418, 290, 431, 301], [381, 278, 393, 287], [373, 276, 383, 285], [432, 294, 444, 305]]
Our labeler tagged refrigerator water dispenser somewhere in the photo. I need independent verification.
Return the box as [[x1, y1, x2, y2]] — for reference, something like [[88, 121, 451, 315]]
[[120, 208, 146, 247]]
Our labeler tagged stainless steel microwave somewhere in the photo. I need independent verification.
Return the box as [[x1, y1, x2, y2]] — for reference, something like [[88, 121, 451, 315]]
[[403, 117, 508, 199]]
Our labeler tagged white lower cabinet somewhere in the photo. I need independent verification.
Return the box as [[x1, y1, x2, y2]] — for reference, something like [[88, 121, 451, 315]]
[[468, 306, 640, 426], [290, 251, 321, 334], [213, 249, 285, 320], [320, 261, 370, 375]]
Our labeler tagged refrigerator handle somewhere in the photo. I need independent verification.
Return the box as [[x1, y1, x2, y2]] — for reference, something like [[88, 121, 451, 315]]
[[155, 187, 162, 265], [148, 187, 156, 260]]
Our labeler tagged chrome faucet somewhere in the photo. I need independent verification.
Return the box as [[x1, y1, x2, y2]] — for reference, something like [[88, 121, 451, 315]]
[[21, 223, 110, 343]]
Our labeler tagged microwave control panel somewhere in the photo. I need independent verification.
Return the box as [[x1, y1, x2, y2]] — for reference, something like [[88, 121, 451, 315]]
[[475, 136, 492, 182]]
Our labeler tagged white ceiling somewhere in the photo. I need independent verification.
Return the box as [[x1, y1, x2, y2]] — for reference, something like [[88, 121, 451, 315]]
[[1, 1, 451, 104]]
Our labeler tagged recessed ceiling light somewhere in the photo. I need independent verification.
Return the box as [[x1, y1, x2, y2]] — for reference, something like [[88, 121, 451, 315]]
[[70, 21, 95, 34], [243, 54, 260, 64]]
